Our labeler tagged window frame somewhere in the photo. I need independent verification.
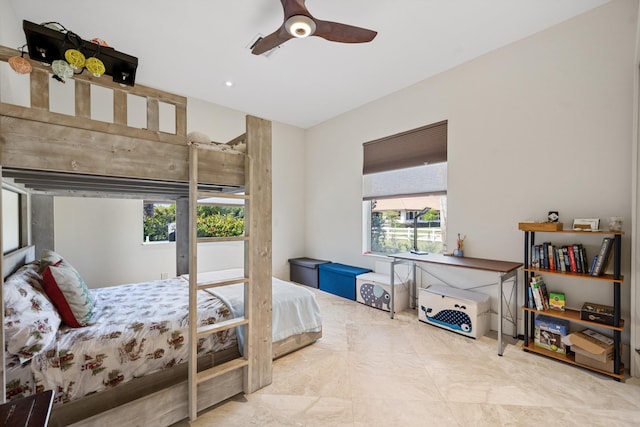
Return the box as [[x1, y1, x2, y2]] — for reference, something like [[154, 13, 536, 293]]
[[2, 185, 28, 255], [362, 121, 448, 256]]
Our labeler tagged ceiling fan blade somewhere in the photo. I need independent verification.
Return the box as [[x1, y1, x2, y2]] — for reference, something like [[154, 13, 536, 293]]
[[314, 20, 377, 44], [281, 0, 310, 18], [251, 27, 293, 55]]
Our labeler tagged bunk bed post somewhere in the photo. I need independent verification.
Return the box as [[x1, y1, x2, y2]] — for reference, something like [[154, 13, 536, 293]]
[[187, 144, 199, 421], [31, 195, 54, 257], [75, 81, 91, 119], [113, 89, 127, 126], [30, 68, 49, 110], [176, 104, 187, 137], [0, 166, 5, 404], [244, 115, 273, 392], [147, 98, 159, 132], [175, 197, 189, 276]]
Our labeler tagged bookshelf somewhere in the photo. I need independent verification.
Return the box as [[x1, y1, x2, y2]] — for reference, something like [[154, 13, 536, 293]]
[[519, 224, 624, 380]]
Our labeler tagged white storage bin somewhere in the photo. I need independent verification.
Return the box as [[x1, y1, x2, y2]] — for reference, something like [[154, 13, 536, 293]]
[[356, 272, 409, 313], [418, 285, 490, 339]]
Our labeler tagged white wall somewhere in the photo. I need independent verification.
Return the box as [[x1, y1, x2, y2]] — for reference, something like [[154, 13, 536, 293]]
[[0, 0, 30, 107], [52, 99, 306, 286], [0, 4, 307, 284], [304, 0, 638, 343]]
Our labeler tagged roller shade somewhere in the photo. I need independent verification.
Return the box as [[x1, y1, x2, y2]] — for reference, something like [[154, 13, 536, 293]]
[[363, 163, 447, 200], [363, 120, 447, 175]]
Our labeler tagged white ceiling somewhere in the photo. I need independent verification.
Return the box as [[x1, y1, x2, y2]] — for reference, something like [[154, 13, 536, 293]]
[[9, 0, 609, 129]]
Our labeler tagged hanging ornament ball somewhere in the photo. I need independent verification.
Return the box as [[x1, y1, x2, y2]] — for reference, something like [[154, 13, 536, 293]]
[[8, 56, 32, 74], [51, 59, 73, 79], [91, 38, 109, 47], [64, 49, 86, 70], [85, 57, 105, 77]]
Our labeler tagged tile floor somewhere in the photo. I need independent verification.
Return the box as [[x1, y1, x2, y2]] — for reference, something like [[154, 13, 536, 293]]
[[186, 288, 640, 426]]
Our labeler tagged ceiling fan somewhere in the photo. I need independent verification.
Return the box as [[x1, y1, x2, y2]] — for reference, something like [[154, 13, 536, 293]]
[[251, 0, 377, 55]]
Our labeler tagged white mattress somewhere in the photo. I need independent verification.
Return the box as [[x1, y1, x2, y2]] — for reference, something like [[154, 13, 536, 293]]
[[188, 269, 323, 350]]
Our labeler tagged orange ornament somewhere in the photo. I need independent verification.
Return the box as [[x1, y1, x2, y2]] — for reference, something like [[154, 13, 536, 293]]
[[91, 38, 109, 47], [8, 56, 32, 74]]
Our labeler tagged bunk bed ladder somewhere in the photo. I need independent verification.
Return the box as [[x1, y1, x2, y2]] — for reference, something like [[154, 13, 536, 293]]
[[187, 142, 252, 421]]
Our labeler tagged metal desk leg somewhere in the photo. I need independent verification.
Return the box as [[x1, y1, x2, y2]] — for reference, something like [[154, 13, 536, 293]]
[[513, 273, 518, 340], [498, 273, 504, 356], [411, 261, 417, 309], [389, 260, 396, 319], [497, 269, 518, 356]]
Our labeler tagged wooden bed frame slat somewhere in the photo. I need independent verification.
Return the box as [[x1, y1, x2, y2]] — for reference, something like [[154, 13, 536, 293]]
[[0, 115, 245, 187]]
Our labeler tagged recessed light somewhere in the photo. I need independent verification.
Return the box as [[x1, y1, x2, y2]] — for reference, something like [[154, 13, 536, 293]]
[[224, 81, 234, 87]]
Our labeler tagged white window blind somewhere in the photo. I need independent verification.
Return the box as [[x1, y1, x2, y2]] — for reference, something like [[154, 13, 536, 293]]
[[362, 162, 447, 200]]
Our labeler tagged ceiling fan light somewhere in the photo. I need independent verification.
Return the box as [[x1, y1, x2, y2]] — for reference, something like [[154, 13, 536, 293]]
[[285, 15, 316, 38]]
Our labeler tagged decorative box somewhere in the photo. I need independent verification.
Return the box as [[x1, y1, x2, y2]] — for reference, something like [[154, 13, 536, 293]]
[[518, 222, 563, 232], [356, 272, 409, 313], [418, 285, 490, 339], [580, 302, 615, 326], [318, 263, 371, 300], [288, 257, 331, 288], [549, 292, 566, 312]]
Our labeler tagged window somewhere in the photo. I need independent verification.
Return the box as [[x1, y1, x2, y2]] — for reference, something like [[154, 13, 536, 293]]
[[362, 121, 447, 255], [2, 188, 28, 254], [143, 200, 245, 242]]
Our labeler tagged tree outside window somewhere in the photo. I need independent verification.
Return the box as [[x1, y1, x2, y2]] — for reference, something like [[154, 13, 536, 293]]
[[143, 202, 244, 242]]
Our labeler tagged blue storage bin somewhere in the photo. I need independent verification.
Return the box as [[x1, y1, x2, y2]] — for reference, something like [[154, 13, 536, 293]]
[[318, 263, 372, 300]]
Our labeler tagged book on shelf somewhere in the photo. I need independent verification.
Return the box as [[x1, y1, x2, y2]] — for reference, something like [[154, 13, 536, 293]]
[[589, 255, 598, 275], [567, 245, 578, 273], [533, 243, 589, 274], [562, 246, 570, 271], [530, 275, 549, 310], [538, 280, 550, 310], [529, 278, 543, 310], [542, 242, 550, 269], [527, 286, 535, 309], [579, 244, 588, 273], [573, 244, 582, 273], [556, 247, 566, 272], [591, 237, 613, 276], [531, 244, 540, 268]]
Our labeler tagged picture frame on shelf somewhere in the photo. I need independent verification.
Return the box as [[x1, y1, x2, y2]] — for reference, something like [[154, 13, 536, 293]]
[[572, 218, 600, 231]]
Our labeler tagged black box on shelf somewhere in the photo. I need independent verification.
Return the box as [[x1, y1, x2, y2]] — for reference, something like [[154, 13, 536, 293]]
[[580, 302, 615, 326]]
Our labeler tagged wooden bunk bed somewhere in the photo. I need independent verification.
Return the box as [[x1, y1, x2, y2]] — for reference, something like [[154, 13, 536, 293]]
[[0, 45, 318, 426]]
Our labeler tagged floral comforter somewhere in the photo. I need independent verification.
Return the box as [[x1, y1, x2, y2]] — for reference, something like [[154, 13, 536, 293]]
[[9, 277, 236, 405]]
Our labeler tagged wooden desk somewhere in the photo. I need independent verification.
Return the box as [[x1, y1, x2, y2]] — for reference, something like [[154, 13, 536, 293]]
[[389, 252, 522, 356], [0, 390, 54, 427]]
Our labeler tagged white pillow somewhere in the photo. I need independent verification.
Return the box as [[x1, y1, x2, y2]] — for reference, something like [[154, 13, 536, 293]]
[[41, 250, 95, 328], [4, 263, 61, 363]]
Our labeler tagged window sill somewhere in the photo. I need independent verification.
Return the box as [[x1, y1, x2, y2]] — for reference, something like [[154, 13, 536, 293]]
[[363, 252, 394, 260], [142, 240, 174, 246]]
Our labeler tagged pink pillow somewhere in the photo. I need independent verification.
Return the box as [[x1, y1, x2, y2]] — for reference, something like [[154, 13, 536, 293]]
[[42, 259, 95, 328]]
